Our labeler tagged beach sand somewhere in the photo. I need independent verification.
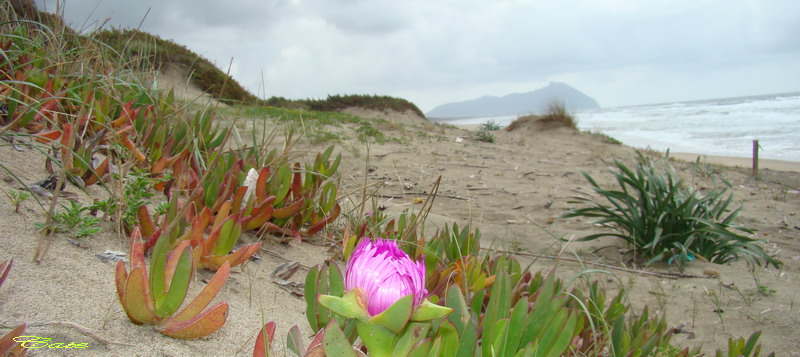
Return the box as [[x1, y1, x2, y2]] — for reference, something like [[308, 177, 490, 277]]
[[1, 109, 799, 355]]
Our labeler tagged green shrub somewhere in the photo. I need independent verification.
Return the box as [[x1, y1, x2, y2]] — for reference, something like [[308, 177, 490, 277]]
[[479, 120, 502, 131], [564, 156, 781, 269], [475, 128, 496, 143]]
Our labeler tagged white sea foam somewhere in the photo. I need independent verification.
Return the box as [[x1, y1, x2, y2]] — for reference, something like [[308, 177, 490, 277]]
[[439, 92, 800, 162]]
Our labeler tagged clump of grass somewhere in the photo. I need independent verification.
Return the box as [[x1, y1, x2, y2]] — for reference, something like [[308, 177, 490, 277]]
[[94, 28, 257, 103], [564, 154, 781, 269], [506, 100, 577, 131]]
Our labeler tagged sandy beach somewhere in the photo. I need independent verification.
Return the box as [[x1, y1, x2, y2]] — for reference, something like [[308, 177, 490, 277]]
[[1, 108, 799, 355]]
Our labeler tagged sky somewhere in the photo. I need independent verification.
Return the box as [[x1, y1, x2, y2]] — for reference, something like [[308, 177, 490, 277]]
[[35, 0, 800, 112]]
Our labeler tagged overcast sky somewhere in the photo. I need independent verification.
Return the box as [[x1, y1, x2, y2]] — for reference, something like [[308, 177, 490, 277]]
[[35, 0, 800, 112]]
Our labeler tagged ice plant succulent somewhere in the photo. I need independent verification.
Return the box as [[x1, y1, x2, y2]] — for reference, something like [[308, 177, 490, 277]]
[[318, 238, 451, 356], [345, 238, 427, 316]]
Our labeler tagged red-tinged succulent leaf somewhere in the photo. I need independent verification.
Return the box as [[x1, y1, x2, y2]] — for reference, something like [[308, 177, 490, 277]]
[[115, 260, 128, 307], [125, 265, 160, 325], [203, 242, 261, 270], [115, 260, 141, 324], [119, 132, 146, 162], [142, 229, 163, 253], [24, 121, 45, 133], [33, 97, 59, 122], [111, 101, 134, 128], [0, 258, 12, 289], [306, 327, 326, 355], [171, 262, 231, 323], [129, 227, 148, 268], [213, 202, 232, 230], [81, 156, 109, 186], [252, 321, 276, 357], [0, 323, 26, 356], [163, 240, 193, 290], [244, 205, 274, 231], [59, 123, 74, 172], [291, 163, 302, 199], [273, 198, 304, 219], [305, 204, 341, 236], [151, 156, 170, 175], [158, 302, 228, 339], [255, 167, 270, 202], [231, 186, 248, 214], [33, 129, 61, 143], [138, 206, 156, 239]]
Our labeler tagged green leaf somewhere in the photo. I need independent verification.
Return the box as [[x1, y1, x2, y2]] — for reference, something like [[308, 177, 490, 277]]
[[369, 294, 413, 333], [323, 321, 357, 357], [356, 320, 395, 357], [286, 325, 304, 356], [318, 290, 370, 322], [444, 285, 469, 334], [410, 299, 452, 322], [454, 318, 477, 357], [155, 246, 193, 318], [305, 266, 321, 331], [394, 322, 430, 357]]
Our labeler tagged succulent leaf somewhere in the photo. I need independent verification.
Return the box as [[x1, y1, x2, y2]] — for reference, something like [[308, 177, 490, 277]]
[[158, 302, 228, 339]]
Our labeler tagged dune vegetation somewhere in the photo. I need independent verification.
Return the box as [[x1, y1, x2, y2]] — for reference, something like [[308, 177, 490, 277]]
[[0, 2, 782, 356]]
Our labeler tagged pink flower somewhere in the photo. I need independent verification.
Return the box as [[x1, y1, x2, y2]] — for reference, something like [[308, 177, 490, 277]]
[[345, 238, 427, 316]]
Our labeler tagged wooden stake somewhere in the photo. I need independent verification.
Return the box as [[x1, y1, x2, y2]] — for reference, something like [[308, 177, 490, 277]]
[[752, 140, 759, 177]]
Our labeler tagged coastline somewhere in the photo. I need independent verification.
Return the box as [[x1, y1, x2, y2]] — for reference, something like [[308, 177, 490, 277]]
[[670, 152, 800, 173], [450, 122, 800, 173]]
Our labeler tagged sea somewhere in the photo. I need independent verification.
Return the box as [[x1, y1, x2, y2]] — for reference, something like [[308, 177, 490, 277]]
[[437, 92, 800, 162]]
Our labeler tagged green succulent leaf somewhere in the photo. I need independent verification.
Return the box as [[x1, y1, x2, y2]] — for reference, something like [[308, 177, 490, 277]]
[[368, 294, 413, 333], [155, 246, 193, 318], [323, 321, 357, 357], [409, 298, 452, 322], [318, 289, 370, 322]]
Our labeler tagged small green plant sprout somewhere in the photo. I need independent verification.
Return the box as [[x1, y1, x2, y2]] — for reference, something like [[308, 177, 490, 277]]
[[35, 201, 101, 238], [752, 271, 776, 297], [115, 227, 231, 339], [564, 156, 781, 270], [3, 189, 30, 214]]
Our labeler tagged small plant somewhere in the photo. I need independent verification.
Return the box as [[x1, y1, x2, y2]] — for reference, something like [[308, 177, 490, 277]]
[[752, 271, 776, 297], [564, 156, 781, 269], [479, 120, 502, 131], [715, 331, 774, 357], [704, 286, 726, 330], [474, 127, 496, 143], [3, 189, 30, 214], [35, 201, 101, 238], [115, 227, 231, 338]]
